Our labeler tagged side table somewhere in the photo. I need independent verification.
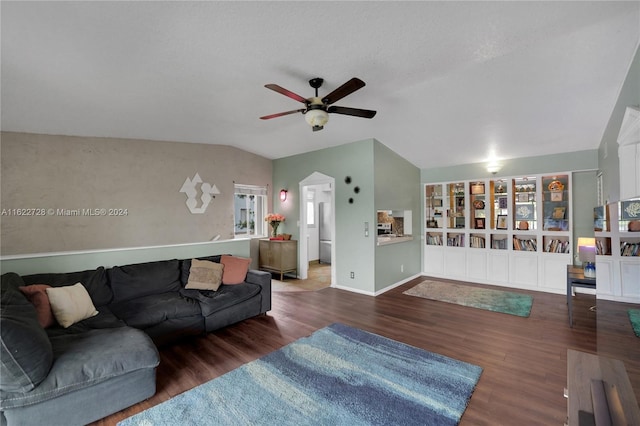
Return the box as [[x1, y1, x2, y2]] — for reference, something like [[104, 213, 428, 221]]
[[566, 265, 596, 327]]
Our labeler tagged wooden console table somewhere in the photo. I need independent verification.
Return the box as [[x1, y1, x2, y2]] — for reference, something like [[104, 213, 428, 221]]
[[567, 265, 596, 327], [566, 349, 640, 426], [259, 239, 297, 280]]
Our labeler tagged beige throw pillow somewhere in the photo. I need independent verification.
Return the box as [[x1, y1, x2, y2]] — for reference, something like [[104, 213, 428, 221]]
[[186, 259, 224, 291], [46, 283, 99, 328]]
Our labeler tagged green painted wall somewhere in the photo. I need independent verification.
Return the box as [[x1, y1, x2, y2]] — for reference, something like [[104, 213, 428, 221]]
[[373, 142, 421, 292], [273, 139, 376, 293], [573, 170, 598, 256], [421, 150, 597, 183], [597, 45, 640, 203]]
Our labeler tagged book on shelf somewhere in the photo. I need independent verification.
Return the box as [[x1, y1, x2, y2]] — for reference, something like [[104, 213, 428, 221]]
[[470, 235, 485, 248], [620, 242, 640, 257], [491, 238, 508, 250], [513, 237, 537, 251], [446, 234, 465, 247], [426, 233, 443, 246], [595, 240, 608, 255], [545, 239, 569, 253]]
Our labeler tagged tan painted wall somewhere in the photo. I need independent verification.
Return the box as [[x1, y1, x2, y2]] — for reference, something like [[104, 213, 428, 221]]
[[1, 132, 272, 255]]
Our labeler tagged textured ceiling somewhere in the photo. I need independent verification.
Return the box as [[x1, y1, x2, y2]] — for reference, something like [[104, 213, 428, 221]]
[[2, 1, 639, 169]]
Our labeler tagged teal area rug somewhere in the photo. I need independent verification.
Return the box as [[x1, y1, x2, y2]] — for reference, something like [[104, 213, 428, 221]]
[[629, 309, 640, 337], [118, 323, 482, 426], [404, 280, 533, 317]]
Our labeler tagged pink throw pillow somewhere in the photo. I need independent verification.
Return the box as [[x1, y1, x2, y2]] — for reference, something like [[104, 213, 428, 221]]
[[19, 284, 55, 328], [220, 255, 251, 285]]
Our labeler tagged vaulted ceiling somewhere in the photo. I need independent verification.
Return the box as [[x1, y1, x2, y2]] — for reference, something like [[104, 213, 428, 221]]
[[2, 1, 638, 169]]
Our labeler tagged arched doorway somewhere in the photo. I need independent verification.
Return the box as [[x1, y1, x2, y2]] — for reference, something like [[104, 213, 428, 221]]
[[299, 172, 335, 286]]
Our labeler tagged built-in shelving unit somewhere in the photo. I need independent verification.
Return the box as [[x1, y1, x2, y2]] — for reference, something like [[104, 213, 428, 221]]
[[423, 173, 573, 293], [595, 199, 640, 302]]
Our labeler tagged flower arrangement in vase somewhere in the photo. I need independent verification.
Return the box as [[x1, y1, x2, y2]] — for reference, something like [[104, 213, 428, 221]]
[[265, 213, 285, 237]]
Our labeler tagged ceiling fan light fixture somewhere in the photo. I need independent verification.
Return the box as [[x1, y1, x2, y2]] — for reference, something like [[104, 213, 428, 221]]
[[305, 108, 329, 129]]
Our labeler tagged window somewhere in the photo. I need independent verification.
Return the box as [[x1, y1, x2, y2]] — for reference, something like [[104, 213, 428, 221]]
[[234, 184, 267, 237]]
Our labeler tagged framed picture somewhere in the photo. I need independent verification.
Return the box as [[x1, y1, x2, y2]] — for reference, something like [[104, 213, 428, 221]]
[[426, 219, 438, 228], [552, 207, 566, 219], [496, 215, 508, 230], [515, 204, 535, 220], [475, 218, 485, 229], [498, 197, 508, 209], [470, 183, 485, 195], [457, 197, 464, 207], [550, 191, 563, 201], [433, 198, 443, 207], [621, 200, 640, 220], [517, 193, 528, 202]]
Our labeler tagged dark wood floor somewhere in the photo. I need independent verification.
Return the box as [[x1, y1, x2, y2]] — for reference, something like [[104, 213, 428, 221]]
[[94, 277, 640, 425]]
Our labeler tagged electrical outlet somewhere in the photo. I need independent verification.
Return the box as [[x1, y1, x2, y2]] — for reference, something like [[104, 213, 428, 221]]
[[350, 272, 355, 279]]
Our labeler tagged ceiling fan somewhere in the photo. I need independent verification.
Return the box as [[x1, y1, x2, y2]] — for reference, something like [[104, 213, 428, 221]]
[[260, 77, 377, 132]]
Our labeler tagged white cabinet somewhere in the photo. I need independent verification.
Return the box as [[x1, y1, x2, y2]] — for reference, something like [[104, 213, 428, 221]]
[[594, 257, 615, 297], [618, 143, 640, 200], [594, 202, 640, 303], [620, 260, 640, 299], [540, 254, 571, 291]]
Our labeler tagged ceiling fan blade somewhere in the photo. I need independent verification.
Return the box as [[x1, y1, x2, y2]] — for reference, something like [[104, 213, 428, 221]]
[[260, 109, 305, 120], [264, 84, 308, 104], [328, 106, 377, 119], [322, 78, 366, 105]]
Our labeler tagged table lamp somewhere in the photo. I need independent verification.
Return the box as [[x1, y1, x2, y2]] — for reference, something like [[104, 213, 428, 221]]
[[577, 237, 596, 278]]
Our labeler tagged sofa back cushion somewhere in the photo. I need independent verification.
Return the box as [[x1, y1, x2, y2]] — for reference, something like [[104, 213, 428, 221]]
[[1, 273, 54, 393], [108, 260, 181, 304], [22, 267, 112, 307]]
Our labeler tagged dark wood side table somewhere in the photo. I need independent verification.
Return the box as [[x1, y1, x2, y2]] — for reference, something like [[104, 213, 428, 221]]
[[566, 265, 596, 327]]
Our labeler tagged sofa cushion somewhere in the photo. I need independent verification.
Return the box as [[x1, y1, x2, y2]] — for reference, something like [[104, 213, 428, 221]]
[[185, 259, 224, 291], [109, 292, 201, 329], [220, 255, 251, 285], [22, 267, 113, 307], [108, 260, 181, 304], [45, 307, 126, 339], [0, 273, 54, 394], [180, 255, 222, 286], [19, 284, 55, 328], [0, 327, 159, 409], [46, 283, 99, 328], [181, 283, 261, 317]]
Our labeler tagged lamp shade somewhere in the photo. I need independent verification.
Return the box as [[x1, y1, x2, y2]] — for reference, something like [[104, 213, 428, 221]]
[[305, 109, 329, 127], [279, 189, 287, 202], [577, 237, 596, 263]]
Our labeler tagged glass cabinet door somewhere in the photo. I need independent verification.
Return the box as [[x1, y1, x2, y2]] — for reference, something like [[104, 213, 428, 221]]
[[542, 174, 569, 231], [491, 179, 508, 230], [425, 184, 443, 229], [513, 177, 537, 230], [469, 181, 486, 230], [447, 182, 465, 229]]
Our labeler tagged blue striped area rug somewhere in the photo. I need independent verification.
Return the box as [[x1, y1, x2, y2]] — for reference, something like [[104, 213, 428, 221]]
[[119, 323, 482, 426]]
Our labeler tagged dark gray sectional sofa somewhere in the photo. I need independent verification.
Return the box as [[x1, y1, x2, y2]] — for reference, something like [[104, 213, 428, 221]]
[[0, 255, 271, 426]]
